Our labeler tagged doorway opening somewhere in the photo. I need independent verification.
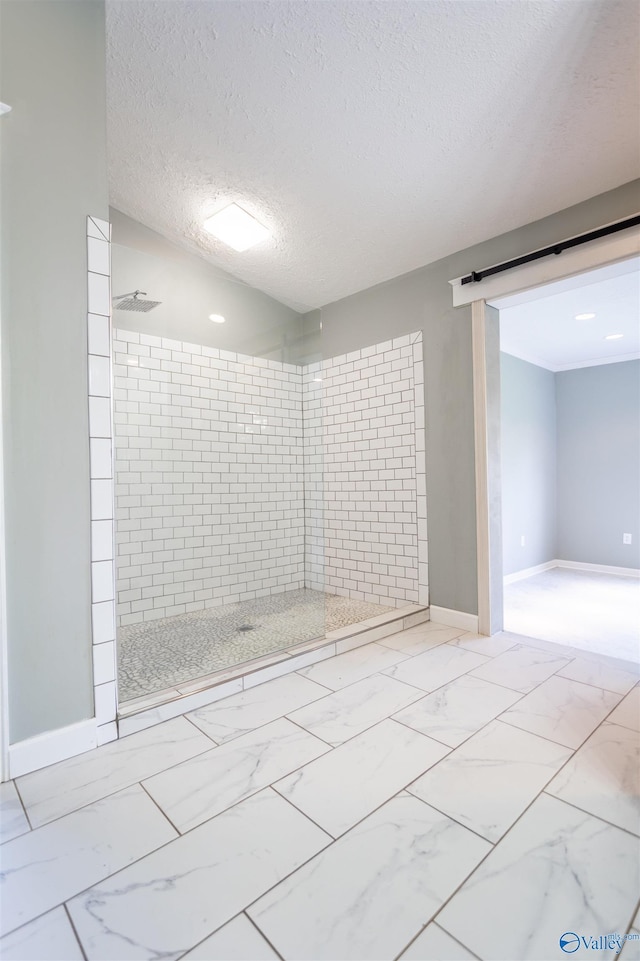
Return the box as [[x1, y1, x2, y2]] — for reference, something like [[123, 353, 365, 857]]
[[488, 257, 640, 664]]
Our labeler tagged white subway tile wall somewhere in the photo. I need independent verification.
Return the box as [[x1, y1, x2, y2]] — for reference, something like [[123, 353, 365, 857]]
[[312, 333, 427, 607], [113, 330, 428, 629], [113, 333, 306, 626], [87, 216, 118, 745]]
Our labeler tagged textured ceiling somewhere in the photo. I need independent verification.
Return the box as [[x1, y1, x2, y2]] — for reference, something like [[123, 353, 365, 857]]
[[106, 0, 640, 312]]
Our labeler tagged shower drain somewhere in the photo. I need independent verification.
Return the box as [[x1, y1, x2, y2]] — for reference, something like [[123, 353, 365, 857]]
[[237, 624, 256, 632]]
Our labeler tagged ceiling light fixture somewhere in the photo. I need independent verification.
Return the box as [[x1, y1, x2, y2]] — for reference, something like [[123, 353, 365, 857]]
[[575, 313, 595, 320], [203, 203, 270, 252], [0, 103, 12, 116], [209, 314, 226, 324], [604, 333, 624, 340]]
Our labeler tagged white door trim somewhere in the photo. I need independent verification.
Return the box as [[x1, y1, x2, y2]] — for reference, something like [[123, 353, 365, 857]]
[[0, 305, 9, 781], [472, 300, 491, 636]]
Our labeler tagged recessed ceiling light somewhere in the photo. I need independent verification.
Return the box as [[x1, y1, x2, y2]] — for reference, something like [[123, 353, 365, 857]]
[[604, 333, 624, 340], [209, 314, 226, 324], [0, 103, 12, 116], [575, 312, 595, 320], [203, 203, 270, 252]]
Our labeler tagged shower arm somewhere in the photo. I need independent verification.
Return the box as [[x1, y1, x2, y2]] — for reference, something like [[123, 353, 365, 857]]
[[112, 290, 147, 301]]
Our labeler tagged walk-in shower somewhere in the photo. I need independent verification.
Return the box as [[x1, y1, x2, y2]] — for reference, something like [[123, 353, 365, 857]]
[[111, 229, 427, 708]]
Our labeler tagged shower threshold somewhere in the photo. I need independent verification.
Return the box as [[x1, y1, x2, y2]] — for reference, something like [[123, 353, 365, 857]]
[[117, 590, 429, 733]]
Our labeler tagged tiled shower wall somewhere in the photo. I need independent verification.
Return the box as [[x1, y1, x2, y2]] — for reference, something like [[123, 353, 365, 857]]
[[113, 332, 304, 626], [307, 333, 427, 607], [113, 330, 427, 626]]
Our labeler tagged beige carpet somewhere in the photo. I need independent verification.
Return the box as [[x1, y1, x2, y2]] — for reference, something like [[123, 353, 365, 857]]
[[504, 566, 640, 664]]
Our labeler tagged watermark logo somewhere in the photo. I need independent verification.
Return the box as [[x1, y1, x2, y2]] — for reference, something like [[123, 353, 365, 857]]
[[559, 933, 580, 954], [559, 932, 640, 955]]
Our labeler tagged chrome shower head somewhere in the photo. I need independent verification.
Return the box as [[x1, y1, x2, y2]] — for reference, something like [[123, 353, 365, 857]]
[[113, 290, 161, 312]]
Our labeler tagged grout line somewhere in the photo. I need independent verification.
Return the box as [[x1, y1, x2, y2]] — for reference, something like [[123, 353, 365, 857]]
[[181, 712, 220, 746], [392, 919, 482, 961], [63, 902, 89, 961], [10, 779, 34, 833], [402, 788, 498, 846], [540, 791, 640, 840], [138, 780, 183, 837], [244, 910, 286, 961], [282, 715, 338, 750], [269, 784, 337, 842]]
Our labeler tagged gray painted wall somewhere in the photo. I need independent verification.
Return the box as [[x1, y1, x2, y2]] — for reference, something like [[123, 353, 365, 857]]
[[319, 180, 640, 615], [1, 1, 109, 740], [111, 210, 313, 364], [556, 360, 640, 569], [500, 354, 557, 576]]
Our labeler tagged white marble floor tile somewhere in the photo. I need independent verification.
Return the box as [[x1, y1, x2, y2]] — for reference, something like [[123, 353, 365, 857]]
[[16, 717, 212, 827], [378, 625, 465, 654], [143, 717, 329, 832], [287, 674, 424, 745], [68, 790, 330, 961], [397, 923, 478, 961], [187, 673, 328, 744], [393, 674, 522, 748], [0, 908, 84, 961], [273, 719, 450, 837], [437, 793, 640, 961], [0, 784, 176, 936], [182, 914, 279, 960], [0, 780, 30, 844], [447, 632, 520, 658], [469, 644, 571, 693], [383, 645, 490, 693], [546, 722, 640, 835], [296, 642, 409, 690], [557, 657, 639, 696], [248, 794, 490, 961], [408, 720, 572, 842], [607, 685, 640, 732], [620, 930, 640, 960], [499, 675, 621, 748]]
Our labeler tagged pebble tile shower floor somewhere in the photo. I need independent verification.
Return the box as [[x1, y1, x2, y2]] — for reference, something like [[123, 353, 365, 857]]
[[2, 621, 639, 960], [118, 590, 395, 701]]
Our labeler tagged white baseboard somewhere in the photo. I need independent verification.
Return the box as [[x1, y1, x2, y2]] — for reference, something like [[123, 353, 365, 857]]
[[554, 559, 640, 579], [504, 561, 557, 585], [505, 559, 640, 585], [429, 605, 479, 633], [9, 718, 97, 779]]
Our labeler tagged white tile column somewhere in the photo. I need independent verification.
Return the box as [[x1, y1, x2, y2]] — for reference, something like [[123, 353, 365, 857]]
[[412, 332, 429, 606], [87, 216, 118, 745]]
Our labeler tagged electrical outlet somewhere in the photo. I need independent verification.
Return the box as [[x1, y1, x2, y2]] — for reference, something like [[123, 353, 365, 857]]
[[520, 535, 526, 547], [623, 533, 632, 545]]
